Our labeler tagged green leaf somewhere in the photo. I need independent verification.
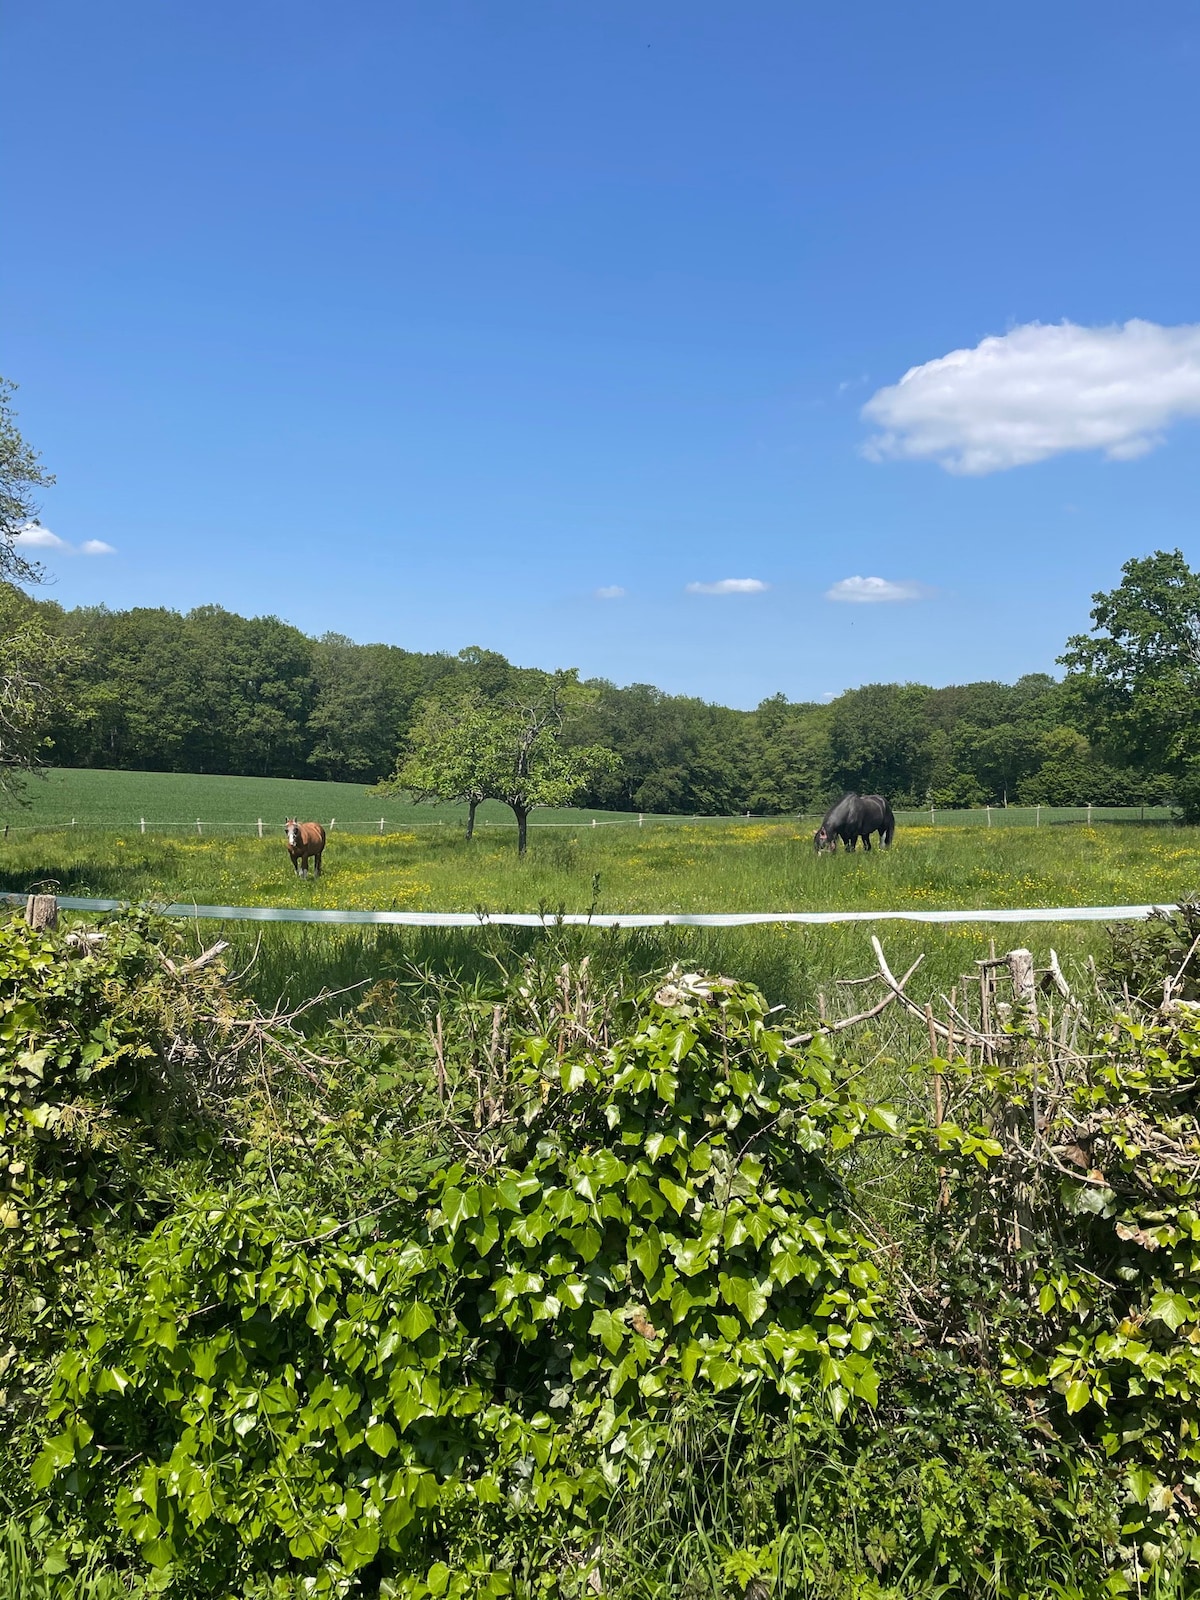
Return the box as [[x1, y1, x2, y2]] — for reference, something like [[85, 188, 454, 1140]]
[[1148, 1291, 1191, 1332], [398, 1301, 435, 1340], [441, 1186, 479, 1230], [658, 1178, 691, 1216], [366, 1420, 399, 1456], [718, 1270, 770, 1327], [1065, 1379, 1091, 1414]]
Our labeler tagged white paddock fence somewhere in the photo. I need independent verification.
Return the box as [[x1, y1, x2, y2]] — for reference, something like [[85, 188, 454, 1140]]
[[0, 804, 1178, 837]]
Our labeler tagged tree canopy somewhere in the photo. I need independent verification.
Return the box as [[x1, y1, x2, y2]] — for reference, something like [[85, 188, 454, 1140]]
[[382, 672, 619, 853], [0, 378, 54, 587]]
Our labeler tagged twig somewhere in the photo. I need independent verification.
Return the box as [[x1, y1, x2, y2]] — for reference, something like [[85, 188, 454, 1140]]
[[784, 954, 924, 1047]]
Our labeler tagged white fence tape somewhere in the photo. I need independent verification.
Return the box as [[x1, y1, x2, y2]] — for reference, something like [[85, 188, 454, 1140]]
[[0, 894, 1179, 927]]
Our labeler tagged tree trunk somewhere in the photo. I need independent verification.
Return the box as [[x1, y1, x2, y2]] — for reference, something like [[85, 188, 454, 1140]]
[[514, 804, 529, 857], [466, 798, 478, 840]]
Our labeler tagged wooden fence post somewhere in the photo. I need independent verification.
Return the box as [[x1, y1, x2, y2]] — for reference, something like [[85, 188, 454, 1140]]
[[25, 894, 58, 932], [257, 818, 264, 838], [196, 819, 202, 835], [140, 816, 146, 834]]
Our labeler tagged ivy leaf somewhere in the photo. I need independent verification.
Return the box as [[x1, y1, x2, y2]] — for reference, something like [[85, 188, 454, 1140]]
[[659, 1178, 691, 1216], [1064, 1379, 1091, 1414], [366, 1419, 399, 1456], [1149, 1291, 1191, 1332], [718, 1271, 770, 1327]]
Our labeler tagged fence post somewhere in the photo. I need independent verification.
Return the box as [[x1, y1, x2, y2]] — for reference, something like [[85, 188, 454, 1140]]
[[380, 817, 385, 834], [257, 818, 263, 838], [140, 816, 146, 834], [592, 818, 597, 829], [1036, 805, 1041, 827], [930, 806, 935, 826], [197, 819, 202, 835], [986, 805, 991, 828], [639, 814, 644, 827], [25, 894, 58, 932], [1087, 802, 1093, 825]]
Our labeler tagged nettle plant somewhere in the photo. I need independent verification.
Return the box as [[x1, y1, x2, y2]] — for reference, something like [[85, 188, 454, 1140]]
[[35, 970, 897, 1598]]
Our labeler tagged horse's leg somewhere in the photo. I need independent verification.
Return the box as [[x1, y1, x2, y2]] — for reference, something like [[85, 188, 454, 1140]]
[[314, 849, 322, 877]]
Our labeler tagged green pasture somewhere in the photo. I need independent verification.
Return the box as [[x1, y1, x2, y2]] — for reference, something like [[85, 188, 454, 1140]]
[[5, 767, 645, 830], [4, 767, 1176, 832], [3, 815, 1196, 914], [3, 814, 1197, 1020]]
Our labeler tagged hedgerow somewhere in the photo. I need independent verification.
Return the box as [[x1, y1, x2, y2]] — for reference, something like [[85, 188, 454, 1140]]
[[3, 914, 1200, 1595]]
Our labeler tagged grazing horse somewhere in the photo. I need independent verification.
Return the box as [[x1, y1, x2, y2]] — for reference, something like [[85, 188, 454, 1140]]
[[284, 819, 326, 877], [814, 793, 895, 853]]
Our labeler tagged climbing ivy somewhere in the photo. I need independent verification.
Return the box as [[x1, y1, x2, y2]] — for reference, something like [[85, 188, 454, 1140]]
[[31, 970, 895, 1596]]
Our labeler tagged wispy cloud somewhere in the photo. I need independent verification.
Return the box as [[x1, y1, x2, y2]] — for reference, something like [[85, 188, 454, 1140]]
[[685, 578, 768, 596], [13, 523, 115, 557], [825, 576, 924, 604], [862, 319, 1200, 474], [594, 585, 626, 600]]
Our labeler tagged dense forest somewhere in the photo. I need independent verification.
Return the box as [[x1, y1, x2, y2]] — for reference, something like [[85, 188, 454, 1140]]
[[1, 561, 1184, 813]]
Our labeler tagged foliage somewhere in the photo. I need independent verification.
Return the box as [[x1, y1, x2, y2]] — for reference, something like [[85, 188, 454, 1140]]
[[915, 973, 1200, 1577], [4, 567, 1178, 810], [30, 966, 891, 1595], [0, 379, 52, 588], [0, 609, 83, 804], [1, 1521, 145, 1598], [9, 916, 1200, 1594], [382, 672, 618, 854], [1063, 549, 1200, 779]]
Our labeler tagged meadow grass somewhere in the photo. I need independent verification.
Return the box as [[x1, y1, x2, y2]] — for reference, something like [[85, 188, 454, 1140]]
[[2, 818, 1196, 915], [1, 817, 1189, 1021]]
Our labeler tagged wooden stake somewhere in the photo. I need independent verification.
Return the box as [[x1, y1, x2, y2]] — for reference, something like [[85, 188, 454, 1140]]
[[25, 894, 58, 932]]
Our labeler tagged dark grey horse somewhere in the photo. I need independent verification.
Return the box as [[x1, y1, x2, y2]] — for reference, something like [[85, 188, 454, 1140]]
[[814, 793, 895, 852]]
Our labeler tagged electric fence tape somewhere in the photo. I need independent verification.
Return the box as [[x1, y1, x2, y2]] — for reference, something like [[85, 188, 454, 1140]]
[[0, 894, 1180, 927]]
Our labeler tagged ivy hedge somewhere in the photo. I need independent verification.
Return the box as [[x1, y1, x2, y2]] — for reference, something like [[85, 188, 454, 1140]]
[[2, 915, 1200, 1596]]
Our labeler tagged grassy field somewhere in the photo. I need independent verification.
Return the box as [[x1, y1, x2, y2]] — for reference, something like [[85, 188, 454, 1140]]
[[5, 767, 1176, 831], [5, 767, 645, 829], [3, 817, 1196, 913], [3, 814, 1197, 1020]]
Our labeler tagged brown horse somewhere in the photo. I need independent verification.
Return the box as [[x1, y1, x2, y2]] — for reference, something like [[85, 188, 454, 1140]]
[[284, 819, 326, 877]]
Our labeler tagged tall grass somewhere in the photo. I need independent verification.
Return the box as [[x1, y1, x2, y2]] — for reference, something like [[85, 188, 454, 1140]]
[[0, 1525, 142, 1599]]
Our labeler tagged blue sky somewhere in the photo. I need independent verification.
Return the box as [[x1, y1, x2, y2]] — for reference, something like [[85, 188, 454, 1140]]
[[6, 1, 1200, 706]]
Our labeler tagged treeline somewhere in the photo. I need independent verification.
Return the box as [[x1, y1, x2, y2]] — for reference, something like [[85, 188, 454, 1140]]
[[3, 583, 1173, 812]]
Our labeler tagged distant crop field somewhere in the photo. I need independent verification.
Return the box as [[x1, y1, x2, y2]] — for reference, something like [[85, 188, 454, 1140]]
[[3, 768, 1176, 833], [5, 768, 646, 830]]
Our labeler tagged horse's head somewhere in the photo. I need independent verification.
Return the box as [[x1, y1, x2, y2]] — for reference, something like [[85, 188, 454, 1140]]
[[284, 819, 299, 847], [814, 825, 830, 854]]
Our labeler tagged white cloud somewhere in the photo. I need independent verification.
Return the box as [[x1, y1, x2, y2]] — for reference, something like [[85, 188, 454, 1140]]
[[11, 523, 115, 556], [594, 585, 626, 600], [13, 523, 69, 551], [825, 575, 924, 604], [685, 578, 769, 596], [861, 319, 1200, 474]]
